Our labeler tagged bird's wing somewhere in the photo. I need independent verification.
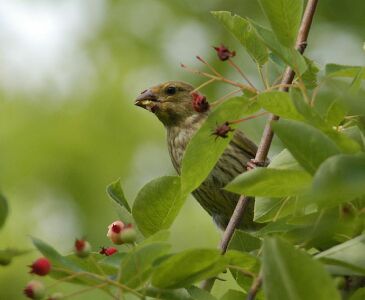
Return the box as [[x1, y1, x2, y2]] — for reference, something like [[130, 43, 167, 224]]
[[230, 129, 258, 159]]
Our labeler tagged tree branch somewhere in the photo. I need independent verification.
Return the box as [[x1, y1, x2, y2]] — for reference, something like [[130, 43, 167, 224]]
[[202, 0, 319, 294]]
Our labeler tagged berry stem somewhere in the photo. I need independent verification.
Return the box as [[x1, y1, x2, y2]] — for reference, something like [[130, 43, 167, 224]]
[[52, 267, 144, 298], [210, 88, 243, 107], [181, 64, 257, 93], [191, 78, 216, 93], [228, 59, 256, 90], [229, 111, 269, 125], [61, 282, 109, 299], [196, 55, 222, 77]]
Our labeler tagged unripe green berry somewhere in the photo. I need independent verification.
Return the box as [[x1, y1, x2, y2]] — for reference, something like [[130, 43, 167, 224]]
[[120, 227, 137, 244]]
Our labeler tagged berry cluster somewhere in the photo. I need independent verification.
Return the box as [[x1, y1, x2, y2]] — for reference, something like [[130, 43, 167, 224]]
[[23, 220, 136, 299]]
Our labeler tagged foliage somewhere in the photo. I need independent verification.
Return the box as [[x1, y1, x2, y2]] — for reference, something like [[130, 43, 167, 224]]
[[3, 0, 364, 299]]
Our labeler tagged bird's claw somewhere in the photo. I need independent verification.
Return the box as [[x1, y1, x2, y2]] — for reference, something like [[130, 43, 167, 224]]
[[246, 159, 266, 170]]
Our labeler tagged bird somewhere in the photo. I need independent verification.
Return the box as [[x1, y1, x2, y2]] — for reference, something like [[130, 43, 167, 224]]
[[135, 80, 261, 230]]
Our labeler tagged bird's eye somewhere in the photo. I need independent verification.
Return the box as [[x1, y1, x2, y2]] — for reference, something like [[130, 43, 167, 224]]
[[166, 86, 177, 95]]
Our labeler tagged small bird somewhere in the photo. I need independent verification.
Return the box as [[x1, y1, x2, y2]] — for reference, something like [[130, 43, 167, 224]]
[[135, 81, 260, 230]]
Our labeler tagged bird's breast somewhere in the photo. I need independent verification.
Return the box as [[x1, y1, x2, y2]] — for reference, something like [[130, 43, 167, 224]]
[[167, 126, 195, 173]]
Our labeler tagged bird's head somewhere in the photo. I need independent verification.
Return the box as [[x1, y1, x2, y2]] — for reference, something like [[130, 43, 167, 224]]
[[134, 81, 208, 127]]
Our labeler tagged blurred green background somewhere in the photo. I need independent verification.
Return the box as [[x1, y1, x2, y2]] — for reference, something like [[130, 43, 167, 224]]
[[0, 0, 364, 299]]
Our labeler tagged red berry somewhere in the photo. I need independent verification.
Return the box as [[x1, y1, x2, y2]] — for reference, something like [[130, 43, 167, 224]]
[[29, 257, 51, 276], [24, 280, 45, 299], [191, 92, 209, 113], [99, 247, 118, 256], [74, 239, 91, 258], [212, 122, 234, 139], [112, 224, 122, 233], [213, 44, 236, 61], [107, 220, 125, 245]]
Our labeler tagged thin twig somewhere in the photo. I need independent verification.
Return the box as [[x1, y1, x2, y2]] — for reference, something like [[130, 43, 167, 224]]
[[228, 59, 256, 90], [191, 78, 216, 93], [247, 276, 263, 300], [201, 0, 319, 294], [181, 64, 257, 93], [53, 267, 144, 298], [196, 55, 222, 77], [62, 283, 109, 299], [229, 112, 268, 125], [211, 88, 243, 107]]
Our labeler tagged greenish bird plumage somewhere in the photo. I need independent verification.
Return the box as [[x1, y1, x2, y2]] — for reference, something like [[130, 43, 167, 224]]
[[135, 81, 261, 230]]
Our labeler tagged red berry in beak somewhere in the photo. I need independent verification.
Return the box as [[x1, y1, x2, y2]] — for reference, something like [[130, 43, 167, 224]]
[[191, 92, 209, 113]]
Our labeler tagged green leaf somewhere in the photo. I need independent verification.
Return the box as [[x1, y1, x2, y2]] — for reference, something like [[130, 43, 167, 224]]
[[228, 230, 261, 252], [226, 168, 312, 197], [225, 249, 260, 294], [0, 248, 30, 266], [152, 249, 227, 289], [254, 196, 298, 223], [32, 237, 81, 272], [325, 130, 362, 154], [263, 237, 341, 300], [139, 230, 170, 246], [349, 288, 365, 300], [181, 96, 257, 194], [255, 219, 302, 237], [311, 154, 365, 207], [325, 64, 365, 79], [211, 11, 268, 65], [250, 21, 307, 74], [259, 0, 303, 48], [302, 57, 319, 89], [272, 119, 341, 174], [187, 286, 218, 300], [66, 253, 117, 276], [316, 234, 365, 276], [268, 149, 303, 171], [220, 290, 247, 300], [0, 193, 8, 229], [143, 287, 194, 300], [225, 250, 259, 271], [120, 242, 171, 288], [106, 178, 131, 213], [99, 252, 127, 269], [133, 176, 185, 237], [290, 88, 325, 127], [257, 91, 303, 120]]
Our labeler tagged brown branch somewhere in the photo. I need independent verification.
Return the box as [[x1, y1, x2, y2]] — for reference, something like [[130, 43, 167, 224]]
[[202, 0, 319, 294], [247, 275, 263, 300]]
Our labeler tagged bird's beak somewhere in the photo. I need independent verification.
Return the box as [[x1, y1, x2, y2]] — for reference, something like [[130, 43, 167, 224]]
[[134, 89, 158, 111]]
